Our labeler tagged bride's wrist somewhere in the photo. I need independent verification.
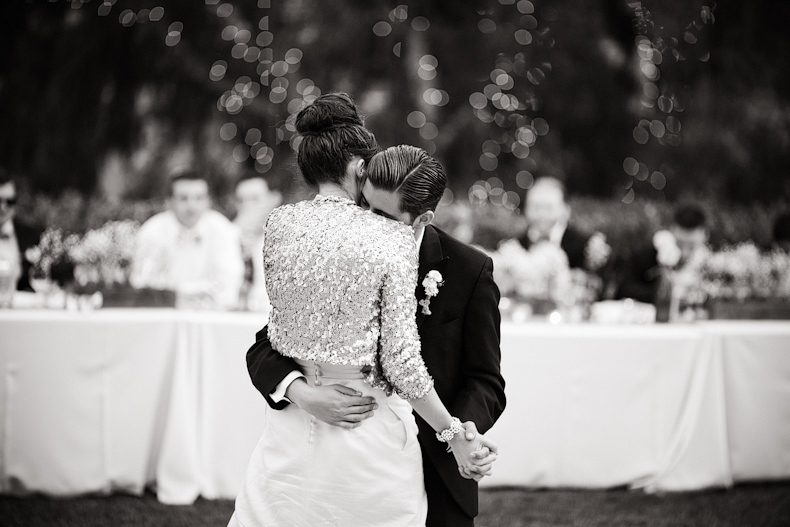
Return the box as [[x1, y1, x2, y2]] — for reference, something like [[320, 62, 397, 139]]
[[435, 416, 463, 443]]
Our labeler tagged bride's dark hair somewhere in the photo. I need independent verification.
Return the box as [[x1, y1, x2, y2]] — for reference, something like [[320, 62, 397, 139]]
[[295, 92, 379, 186]]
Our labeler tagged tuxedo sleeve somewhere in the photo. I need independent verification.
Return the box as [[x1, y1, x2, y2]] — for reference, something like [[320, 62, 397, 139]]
[[246, 325, 302, 410], [450, 257, 506, 434]]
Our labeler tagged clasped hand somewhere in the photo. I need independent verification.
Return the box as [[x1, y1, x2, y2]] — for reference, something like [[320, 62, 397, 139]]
[[450, 421, 498, 482]]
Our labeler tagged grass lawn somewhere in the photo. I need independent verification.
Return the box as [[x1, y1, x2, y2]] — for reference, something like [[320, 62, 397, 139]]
[[1, 483, 788, 527]]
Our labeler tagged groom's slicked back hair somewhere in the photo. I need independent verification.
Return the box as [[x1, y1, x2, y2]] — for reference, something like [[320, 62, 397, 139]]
[[367, 145, 447, 219], [295, 92, 379, 186]]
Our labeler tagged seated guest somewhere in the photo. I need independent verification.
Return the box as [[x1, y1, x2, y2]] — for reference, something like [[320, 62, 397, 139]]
[[130, 170, 244, 310], [616, 203, 709, 304], [233, 175, 281, 312], [517, 177, 611, 273], [0, 167, 42, 291], [773, 212, 790, 253]]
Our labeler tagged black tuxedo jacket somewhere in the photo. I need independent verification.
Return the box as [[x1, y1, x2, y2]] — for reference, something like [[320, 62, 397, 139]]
[[246, 225, 506, 518], [13, 220, 41, 292], [517, 224, 591, 270], [615, 244, 660, 304]]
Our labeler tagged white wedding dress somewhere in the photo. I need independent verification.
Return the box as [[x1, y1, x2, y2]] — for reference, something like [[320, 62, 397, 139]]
[[228, 196, 432, 527]]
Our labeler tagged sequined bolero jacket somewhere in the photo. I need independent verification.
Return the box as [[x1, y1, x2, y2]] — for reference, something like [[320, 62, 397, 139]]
[[263, 195, 434, 400]]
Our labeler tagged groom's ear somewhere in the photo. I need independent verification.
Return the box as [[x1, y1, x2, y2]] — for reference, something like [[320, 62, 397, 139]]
[[412, 210, 435, 230], [354, 158, 366, 180]]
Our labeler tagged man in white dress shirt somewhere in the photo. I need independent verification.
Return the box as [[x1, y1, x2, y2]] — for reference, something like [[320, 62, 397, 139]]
[[233, 175, 281, 313], [130, 170, 244, 310]]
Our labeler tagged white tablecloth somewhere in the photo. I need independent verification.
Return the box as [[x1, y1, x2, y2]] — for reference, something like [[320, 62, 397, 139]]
[[0, 310, 788, 504]]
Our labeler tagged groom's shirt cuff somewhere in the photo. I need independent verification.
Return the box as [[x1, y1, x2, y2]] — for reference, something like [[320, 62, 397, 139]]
[[270, 370, 306, 404]]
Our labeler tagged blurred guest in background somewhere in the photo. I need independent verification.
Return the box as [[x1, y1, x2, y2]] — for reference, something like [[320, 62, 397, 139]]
[[517, 177, 611, 272], [616, 204, 709, 304], [233, 175, 281, 313], [0, 167, 40, 293], [772, 212, 790, 253], [130, 170, 244, 310]]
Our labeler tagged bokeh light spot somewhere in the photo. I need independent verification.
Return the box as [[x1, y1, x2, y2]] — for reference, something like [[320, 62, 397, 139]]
[[517, 1, 535, 14], [219, 122, 237, 141], [650, 171, 666, 190], [478, 18, 497, 34], [527, 68, 545, 85], [411, 16, 430, 32], [222, 25, 238, 41], [245, 128, 262, 146], [407, 111, 426, 128], [666, 116, 681, 134], [209, 60, 227, 81], [521, 15, 538, 30], [231, 43, 247, 60], [119, 10, 136, 26], [636, 163, 649, 181], [479, 152, 498, 171], [532, 118, 549, 136], [469, 92, 487, 110], [232, 144, 248, 163], [165, 31, 181, 47], [271, 61, 289, 77], [393, 42, 402, 57], [623, 157, 639, 176], [512, 142, 530, 158], [515, 29, 532, 45], [269, 87, 287, 104], [622, 188, 635, 204], [296, 79, 314, 95], [256, 31, 273, 47], [373, 21, 392, 37], [420, 123, 439, 140], [633, 126, 649, 144], [657, 95, 673, 112], [217, 3, 233, 18], [285, 48, 303, 64], [417, 66, 437, 81], [516, 170, 534, 189], [482, 140, 501, 156], [650, 120, 666, 138]]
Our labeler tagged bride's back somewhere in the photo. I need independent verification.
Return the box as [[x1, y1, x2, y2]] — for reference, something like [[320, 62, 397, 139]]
[[264, 195, 417, 368]]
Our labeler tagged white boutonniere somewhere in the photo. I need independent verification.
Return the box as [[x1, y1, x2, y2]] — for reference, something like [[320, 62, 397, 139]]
[[419, 270, 444, 315]]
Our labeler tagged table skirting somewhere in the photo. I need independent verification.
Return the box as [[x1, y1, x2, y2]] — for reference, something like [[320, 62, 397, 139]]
[[0, 310, 788, 504]]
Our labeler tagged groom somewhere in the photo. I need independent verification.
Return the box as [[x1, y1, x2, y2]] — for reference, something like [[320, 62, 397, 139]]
[[246, 145, 505, 526]]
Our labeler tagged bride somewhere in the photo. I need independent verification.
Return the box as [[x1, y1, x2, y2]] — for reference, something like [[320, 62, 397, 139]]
[[228, 93, 487, 527]]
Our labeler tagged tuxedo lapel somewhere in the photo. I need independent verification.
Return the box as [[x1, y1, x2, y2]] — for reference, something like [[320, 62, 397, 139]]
[[416, 225, 448, 328]]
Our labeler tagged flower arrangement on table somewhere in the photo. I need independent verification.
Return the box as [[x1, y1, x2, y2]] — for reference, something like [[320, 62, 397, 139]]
[[651, 230, 709, 322], [69, 220, 139, 289], [24, 227, 78, 291], [700, 243, 790, 319]]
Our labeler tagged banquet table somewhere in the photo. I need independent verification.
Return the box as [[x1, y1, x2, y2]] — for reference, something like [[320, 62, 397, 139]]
[[0, 309, 788, 504]]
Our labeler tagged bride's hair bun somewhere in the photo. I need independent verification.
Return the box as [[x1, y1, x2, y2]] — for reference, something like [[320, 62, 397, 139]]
[[295, 92, 364, 135]]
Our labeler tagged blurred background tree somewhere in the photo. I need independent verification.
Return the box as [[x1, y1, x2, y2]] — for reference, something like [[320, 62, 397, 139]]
[[0, 0, 788, 228]]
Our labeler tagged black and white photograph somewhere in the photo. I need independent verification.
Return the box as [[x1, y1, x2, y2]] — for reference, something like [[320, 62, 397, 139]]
[[1, 1, 789, 526]]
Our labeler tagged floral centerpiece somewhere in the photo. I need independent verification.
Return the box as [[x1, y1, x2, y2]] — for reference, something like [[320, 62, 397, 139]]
[[69, 220, 139, 289], [701, 243, 790, 319], [67, 220, 174, 307], [24, 227, 78, 289], [651, 230, 709, 322]]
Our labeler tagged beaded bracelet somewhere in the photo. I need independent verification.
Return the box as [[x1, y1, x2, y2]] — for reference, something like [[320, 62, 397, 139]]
[[435, 417, 463, 443]]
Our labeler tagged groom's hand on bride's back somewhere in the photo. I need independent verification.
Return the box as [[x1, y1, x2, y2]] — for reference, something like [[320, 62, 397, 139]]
[[285, 378, 378, 429]]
